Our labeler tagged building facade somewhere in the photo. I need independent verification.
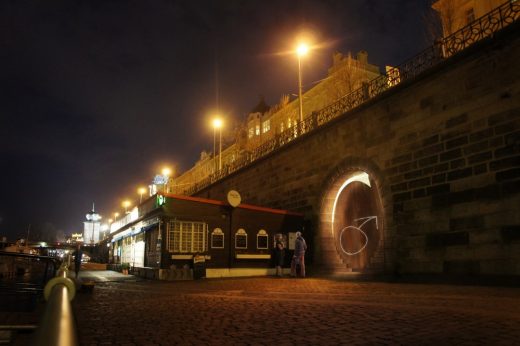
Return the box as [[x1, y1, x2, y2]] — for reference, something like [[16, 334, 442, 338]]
[[432, 0, 505, 37], [172, 51, 381, 195], [108, 192, 304, 279]]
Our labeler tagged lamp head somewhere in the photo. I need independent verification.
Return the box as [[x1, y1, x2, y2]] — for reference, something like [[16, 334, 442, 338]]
[[212, 118, 223, 129], [296, 43, 309, 57]]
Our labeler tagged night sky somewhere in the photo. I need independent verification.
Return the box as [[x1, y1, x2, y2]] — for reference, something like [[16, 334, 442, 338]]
[[0, 0, 435, 241]]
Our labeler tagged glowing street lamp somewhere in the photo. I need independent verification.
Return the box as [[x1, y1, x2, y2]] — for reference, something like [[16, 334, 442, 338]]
[[114, 212, 119, 220], [296, 43, 309, 123], [162, 167, 172, 193], [122, 200, 131, 214], [212, 117, 223, 171], [138, 187, 147, 204]]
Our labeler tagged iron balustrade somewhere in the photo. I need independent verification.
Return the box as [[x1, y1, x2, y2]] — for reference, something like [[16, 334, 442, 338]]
[[181, 1, 519, 197], [0, 251, 61, 344]]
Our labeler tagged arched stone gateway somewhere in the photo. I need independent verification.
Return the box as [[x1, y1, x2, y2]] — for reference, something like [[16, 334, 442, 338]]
[[318, 158, 388, 274]]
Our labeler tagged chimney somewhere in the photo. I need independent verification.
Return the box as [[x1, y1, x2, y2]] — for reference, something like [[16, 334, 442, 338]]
[[357, 50, 368, 65]]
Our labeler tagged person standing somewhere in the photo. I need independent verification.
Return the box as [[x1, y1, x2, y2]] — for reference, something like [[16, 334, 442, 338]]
[[291, 232, 307, 277], [74, 244, 83, 278], [273, 240, 285, 277]]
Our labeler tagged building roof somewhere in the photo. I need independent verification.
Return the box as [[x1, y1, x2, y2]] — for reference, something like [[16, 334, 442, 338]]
[[160, 192, 303, 216]]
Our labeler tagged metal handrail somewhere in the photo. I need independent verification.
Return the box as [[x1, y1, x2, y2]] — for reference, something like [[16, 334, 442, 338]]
[[33, 255, 78, 346], [181, 0, 519, 196]]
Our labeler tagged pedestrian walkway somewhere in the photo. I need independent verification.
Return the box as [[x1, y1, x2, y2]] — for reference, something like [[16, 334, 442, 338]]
[[72, 272, 520, 345]]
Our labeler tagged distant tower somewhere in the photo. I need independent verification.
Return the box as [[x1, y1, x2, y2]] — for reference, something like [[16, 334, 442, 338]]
[[84, 203, 102, 245]]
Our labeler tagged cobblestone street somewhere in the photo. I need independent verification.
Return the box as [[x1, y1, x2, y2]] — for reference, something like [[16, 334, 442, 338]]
[[72, 274, 520, 345]]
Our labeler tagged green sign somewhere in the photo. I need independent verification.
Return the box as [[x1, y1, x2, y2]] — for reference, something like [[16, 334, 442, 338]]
[[156, 195, 166, 207]]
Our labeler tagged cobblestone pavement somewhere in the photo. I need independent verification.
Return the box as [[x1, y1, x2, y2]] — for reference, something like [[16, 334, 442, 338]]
[[71, 273, 520, 346]]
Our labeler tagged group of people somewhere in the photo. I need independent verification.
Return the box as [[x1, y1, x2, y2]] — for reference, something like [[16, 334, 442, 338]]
[[273, 231, 307, 278]]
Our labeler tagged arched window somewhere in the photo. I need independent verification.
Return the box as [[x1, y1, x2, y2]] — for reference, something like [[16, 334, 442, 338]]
[[211, 228, 224, 249], [257, 229, 268, 249], [235, 229, 247, 249]]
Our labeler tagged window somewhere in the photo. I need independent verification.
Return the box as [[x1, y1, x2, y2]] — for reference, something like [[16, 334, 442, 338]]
[[255, 125, 260, 136], [288, 118, 292, 128], [280, 122, 284, 133], [235, 228, 247, 249], [166, 220, 208, 253], [211, 228, 224, 249], [248, 127, 254, 138], [262, 120, 270, 133], [257, 230, 268, 249]]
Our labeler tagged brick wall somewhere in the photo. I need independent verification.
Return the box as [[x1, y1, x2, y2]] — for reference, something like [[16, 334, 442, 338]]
[[194, 25, 520, 277]]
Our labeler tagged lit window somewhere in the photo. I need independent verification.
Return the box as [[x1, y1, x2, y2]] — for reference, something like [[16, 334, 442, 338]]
[[262, 120, 270, 133], [255, 125, 260, 136], [166, 221, 208, 253], [248, 128, 254, 138], [235, 228, 247, 249], [257, 230, 268, 249], [280, 122, 284, 132], [288, 118, 292, 128], [211, 228, 224, 249]]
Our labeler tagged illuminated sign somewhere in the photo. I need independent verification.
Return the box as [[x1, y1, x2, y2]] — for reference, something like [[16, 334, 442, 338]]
[[157, 195, 166, 207], [153, 175, 167, 185]]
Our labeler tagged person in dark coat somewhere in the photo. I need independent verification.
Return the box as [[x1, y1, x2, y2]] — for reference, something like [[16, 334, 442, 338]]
[[274, 240, 285, 277], [291, 232, 307, 277], [74, 244, 83, 278]]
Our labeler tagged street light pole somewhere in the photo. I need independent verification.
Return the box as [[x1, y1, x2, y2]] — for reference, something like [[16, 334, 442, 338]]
[[298, 54, 303, 123], [212, 118, 223, 172], [213, 125, 217, 173], [219, 124, 222, 170], [296, 43, 308, 123]]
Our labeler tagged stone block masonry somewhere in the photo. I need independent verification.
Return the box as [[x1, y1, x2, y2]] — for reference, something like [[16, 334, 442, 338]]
[[195, 24, 520, 277]]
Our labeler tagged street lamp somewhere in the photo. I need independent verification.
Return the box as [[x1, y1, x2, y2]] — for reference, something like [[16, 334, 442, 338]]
[[138, 187, 147, 204], [122, 200, 131, 214], [296, 43, 309, 123], [212, 117, 223, 171], [114, 212, 119, 221], [162, 167, 171, 193]]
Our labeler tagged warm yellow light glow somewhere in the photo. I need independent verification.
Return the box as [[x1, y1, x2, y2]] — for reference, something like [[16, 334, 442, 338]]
[[114, 212, 119, 218], [138, 187, 146, 195], [122, 200, 131, 208], [296, 43, 309, 57], [162, 167, 172, 176], [212, 118, 223, 129], [331, 172, 371, 237], [108, 218, 113, 223]]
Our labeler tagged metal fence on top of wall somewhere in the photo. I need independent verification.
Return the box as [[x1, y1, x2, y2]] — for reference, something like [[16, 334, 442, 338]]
[[183, 1, 519, 196]]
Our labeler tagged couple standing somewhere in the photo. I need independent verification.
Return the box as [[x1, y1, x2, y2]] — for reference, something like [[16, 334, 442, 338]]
[[275, 231, 307, 277]]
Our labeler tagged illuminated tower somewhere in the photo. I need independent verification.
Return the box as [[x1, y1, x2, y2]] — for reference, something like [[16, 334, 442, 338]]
[[84, 203, 102, 245]]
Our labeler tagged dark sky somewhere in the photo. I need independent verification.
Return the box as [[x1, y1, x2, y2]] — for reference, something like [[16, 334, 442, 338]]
[[0, 0, 435, 241]]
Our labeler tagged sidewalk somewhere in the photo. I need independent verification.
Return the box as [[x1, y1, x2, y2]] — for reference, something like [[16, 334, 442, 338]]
[[71, 273, 520, 345]]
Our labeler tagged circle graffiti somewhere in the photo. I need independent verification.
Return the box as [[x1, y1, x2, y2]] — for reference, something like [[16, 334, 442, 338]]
[[339, 225, 368, 255]]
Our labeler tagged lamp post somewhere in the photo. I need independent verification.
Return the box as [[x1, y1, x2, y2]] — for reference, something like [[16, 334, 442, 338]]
[[296, 43, 309, 123], [122, 200, 131, 214], [114, 212, 119, 221], [212, 117, 223, 171], [138, 187, 146, 204], [162, 167, 171, 193]]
